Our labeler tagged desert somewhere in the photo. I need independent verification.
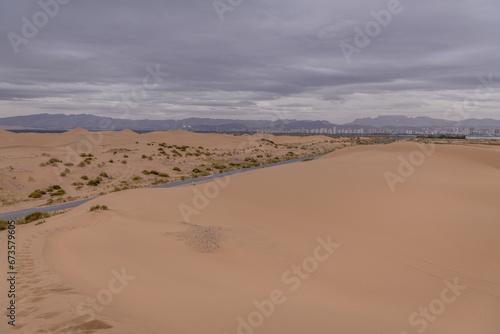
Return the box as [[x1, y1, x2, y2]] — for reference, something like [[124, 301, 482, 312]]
[[1, 131, 499, 333], [2, 1, 500, 332], [1, 128, 379, 213]]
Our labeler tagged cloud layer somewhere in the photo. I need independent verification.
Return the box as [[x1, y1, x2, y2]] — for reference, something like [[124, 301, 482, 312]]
[[1, 0, 499, 122]]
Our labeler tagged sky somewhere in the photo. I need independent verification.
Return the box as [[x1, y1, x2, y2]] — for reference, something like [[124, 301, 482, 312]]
[[0, 0, 499, 123]]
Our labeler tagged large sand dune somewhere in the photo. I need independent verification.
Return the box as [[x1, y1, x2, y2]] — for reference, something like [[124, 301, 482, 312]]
[[1, 142, 499, 333], [1, 129, 348, 213]]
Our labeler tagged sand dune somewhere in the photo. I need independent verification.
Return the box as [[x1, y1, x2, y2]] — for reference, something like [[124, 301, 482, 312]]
[[0, 129, 344, 213], [1, 141, 499, 333]]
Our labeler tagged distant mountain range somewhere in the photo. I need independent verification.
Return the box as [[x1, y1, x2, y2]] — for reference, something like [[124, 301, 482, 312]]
[[0, 113, 499, 132]]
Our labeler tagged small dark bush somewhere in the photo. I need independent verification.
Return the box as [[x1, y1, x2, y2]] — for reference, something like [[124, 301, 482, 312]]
[[50, 189, 66, 197], [25, 212, 50, 224], [29, 189, 46, 198]]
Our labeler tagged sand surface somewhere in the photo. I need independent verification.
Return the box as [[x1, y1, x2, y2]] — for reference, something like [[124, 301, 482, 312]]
[[1, 140, 500, 333], [1, 129, 359, 213]]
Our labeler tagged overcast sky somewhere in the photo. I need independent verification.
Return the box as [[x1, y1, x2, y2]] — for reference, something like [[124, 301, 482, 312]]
[[0, 0, 498, 123]]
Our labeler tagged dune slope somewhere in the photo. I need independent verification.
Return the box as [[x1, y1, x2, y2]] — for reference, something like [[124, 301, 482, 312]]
[[1, 142, 499, 333]]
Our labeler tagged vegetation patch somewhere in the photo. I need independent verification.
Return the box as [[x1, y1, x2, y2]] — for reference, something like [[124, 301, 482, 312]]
[[25, 212, 50, 224], [90, 205, 109, 212]]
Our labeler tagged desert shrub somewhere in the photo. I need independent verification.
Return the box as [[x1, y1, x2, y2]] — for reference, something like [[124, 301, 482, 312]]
[[121, 160, 127, 164], [212, 164, 227, 170], [77, 162, 86, 167], [64, 163, 74, 167], [50, 189, 66, 197], [132, 176, 142, 181], [46, 185, 61, 192], [260, 139, 275, 145], [109, 160, 114, 163], [0, 219, 9, 231], [29, 189, 46, 198], [81, 175, 89, 180], [25, 212, 50, 224], [149, 170, 159, 175], [49, 158, 62, 164], [123, 155, 129, 158], [142, 170, 150, 175], [192, 168, 202, 173], [87, 177, 102, 186], [158, 173, 170, 178], [173, 167, 181, 172], [90, 205, 109, 212], [141, 155, 148, 159], [99, 172, 109, 178], [60, 172, 66, 177]]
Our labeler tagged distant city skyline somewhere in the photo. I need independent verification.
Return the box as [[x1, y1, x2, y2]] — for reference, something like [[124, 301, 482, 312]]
[[1, 1, 499, 123]]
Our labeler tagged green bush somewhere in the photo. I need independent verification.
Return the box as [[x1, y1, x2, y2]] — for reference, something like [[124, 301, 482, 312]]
[[87, 177, 102, 186], [0, 219, 9, 231], [158, 173, 170, 178], [25, 212, 50, 224], [150, 170, 159, 175], [90, 205, 108, 212], [29, 189, 47, 198], [50, 189, 66, 197], [142, 170, 150, 175], [49, 158, 62, 164], [173, 167, 181, 172], [81, 175, 89, 180]]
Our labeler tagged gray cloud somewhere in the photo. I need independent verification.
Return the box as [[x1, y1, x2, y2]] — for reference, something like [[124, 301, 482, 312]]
[[0, 0, 498, 122]]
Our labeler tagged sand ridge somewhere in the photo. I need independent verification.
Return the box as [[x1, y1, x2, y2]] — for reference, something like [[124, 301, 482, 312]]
[[1, 141, 499, 333]]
